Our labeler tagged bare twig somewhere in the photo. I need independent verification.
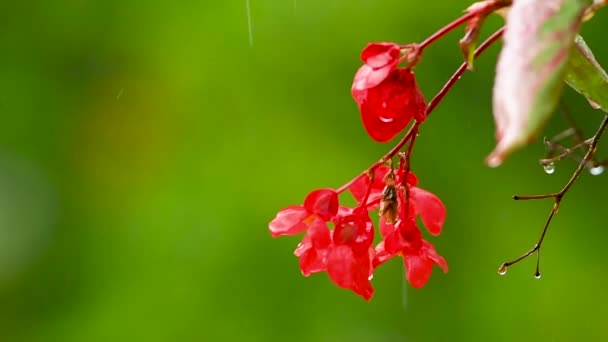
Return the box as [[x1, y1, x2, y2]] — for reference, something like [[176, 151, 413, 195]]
[[539, 138, 593, 166], [499, 115, 608, 277]]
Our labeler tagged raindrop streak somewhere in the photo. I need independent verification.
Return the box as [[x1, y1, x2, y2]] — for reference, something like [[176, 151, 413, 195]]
[[497, 264, 508, 275], [402, 271, 408, 311], [590, 165, 604, 176], [543, 162, 555, 174], [246, 0, 253, 46]]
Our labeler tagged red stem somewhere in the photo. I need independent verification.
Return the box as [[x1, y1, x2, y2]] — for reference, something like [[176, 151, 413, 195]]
[[336, 124, 417, 194], [355, 171, 375, 214], [418, 12, 477, 52], [426, 27, 504, 116]]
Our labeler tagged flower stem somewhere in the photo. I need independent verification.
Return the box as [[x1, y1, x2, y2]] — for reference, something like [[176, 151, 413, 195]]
[[335, 124, 417, 194], [426, 27, 504, 117], [418, 12, 476, 52]]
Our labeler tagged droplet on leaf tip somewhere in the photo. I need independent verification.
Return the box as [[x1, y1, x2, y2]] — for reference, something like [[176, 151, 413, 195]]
[[588, 99, 601, 110], [543, 162, 555, 174], [589, 165, 604, 176], [497, 264, 508, 275]]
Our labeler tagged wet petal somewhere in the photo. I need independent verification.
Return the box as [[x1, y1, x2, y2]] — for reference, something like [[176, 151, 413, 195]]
[[411, 187, 446, 236], [404, 253, 434, 288], [303, 188, 339, 220], [269, 206, 310, 237], [327, 245, 374, 300]]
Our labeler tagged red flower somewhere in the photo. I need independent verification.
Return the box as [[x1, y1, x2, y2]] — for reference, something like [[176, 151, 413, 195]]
[[352, 43, 401, 96], [292, 208, 376, 300], [328, 209, 375, 300], [348, 165, 417, 209], [270, 189, 376, 300], [375, 217, 448, 288], [269, 188, 338, 237], [348, 166, 446, 235], [352, 43, 427, 142]]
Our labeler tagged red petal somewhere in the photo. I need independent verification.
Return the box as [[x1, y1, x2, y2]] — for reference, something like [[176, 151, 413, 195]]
[[398, 218, 423, 252], [269, 206, 310, 237], [327, 245, 374, 301], [411, 187, 446, 236], [337, 206, 354, 217], [422, 240, 448, 273], [303, 188, 339, 220], [379, 216, 394, 238], [298, 248, 325, 276], [348, 166, 390, 207], [294, 218, 331, 256], [360, 42, 401, 68], [372, 241, 395, 268], [295, 218, 332, 276], [333, 211, 374, 254], [404, 253, 434, 288], [383, 224, 407, 254], [405, 172, 418, 186], [359, 69, 424, 142], [352, 64, 395, 98]]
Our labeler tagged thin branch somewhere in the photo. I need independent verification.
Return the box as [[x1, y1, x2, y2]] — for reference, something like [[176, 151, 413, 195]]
[[427, 27, 504, 116], [499, 115, 608, 277], [560, 102, 585, 144], [417, 12, 477, 52], [539, 138, 593, 165]]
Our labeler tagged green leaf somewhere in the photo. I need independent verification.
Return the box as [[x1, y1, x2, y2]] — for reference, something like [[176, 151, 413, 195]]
[[564, 35, 608, 112], [487, 0, 592, 167]]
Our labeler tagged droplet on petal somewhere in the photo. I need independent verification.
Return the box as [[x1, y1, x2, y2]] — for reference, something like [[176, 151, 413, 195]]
[[357, 69, 426, 143]]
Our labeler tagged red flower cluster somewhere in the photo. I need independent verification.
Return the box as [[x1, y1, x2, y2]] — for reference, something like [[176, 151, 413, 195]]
[[351, 43, 427, 143], [269, 166, 446, 300], [270, 41, 447, 300]]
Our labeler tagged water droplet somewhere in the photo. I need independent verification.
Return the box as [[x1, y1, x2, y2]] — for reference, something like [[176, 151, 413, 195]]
[[534, 273, 541, 279], [543, 162, 555, 174], [590, 165, 604, 176], [379, 114, 394, 123], [368, 274, 374, 281], [588, 99, 601, 110], [497, 264, 508, 275]]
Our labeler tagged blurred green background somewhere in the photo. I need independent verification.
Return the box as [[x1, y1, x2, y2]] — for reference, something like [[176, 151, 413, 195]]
[[1, 1, 608, 341]]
